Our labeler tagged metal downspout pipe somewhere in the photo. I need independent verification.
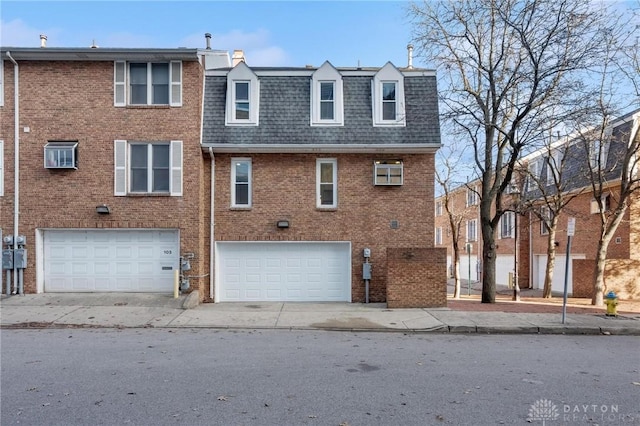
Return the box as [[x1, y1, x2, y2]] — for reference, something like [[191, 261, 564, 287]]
[[209, 148, 215, 301], [6, 51, 21, 295]]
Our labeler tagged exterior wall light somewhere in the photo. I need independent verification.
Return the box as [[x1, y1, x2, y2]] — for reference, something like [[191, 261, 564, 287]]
[[276, 220, 289, 229], [96, 205, 111, 214]]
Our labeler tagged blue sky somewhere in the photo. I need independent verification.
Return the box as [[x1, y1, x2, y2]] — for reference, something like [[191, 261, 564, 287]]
[[0, 1, 421, 68]]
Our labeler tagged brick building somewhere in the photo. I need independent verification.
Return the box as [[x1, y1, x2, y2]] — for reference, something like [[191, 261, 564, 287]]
[[1, 42, 446, 306], [435, 109, 640, 299]]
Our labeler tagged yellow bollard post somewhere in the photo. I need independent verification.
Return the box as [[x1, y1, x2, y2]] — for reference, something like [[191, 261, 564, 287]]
[[174, 270, 179, 299]]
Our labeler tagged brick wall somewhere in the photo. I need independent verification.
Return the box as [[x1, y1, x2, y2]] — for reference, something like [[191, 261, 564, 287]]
[[0, 59, 209, 296], [213, 153, 435, 302], [386, 247, 447, 308], [572, 258, 640, 300]]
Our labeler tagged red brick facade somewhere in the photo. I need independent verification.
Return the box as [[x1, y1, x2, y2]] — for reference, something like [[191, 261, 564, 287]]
[[0, 56, 210, 295], [386, 247, 447, 308], [212, 153, 436, 302]]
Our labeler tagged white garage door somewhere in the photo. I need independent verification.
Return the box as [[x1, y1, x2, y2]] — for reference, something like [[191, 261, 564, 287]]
[[216, 242, 351, 302], [44, 230, 179, 292]]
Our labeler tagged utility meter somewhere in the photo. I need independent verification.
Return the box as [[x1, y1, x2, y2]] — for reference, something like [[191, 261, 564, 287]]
[[363, 248, 371, 258]]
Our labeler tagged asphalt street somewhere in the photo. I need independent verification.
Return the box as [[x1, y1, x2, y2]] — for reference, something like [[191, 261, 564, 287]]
[[1, 329, 639, 425]]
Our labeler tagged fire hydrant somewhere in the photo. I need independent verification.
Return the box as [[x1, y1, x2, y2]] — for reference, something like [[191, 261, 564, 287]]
[[605, 291, 618, 317]]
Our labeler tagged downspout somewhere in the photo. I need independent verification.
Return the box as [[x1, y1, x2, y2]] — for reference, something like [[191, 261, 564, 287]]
[[529, 210, 533, 288], [209, 148, 215, 301], [6, 52, 20, 294]]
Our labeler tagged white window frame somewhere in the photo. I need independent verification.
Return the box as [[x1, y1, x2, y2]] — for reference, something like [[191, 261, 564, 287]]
[[0, 140, 3, 196], [526, 159, 541, 191], [546, 151, 562, 186], [500, 211, 515, 239], [231, 158, 252, 208], [589, 137, 611, 170], [372, 62, 405, 127], [114, 61, 182, 107], [540, 206, 550, 235], [311, 62, 344, 126], [316, 158, 337, 208], [435, 200, 443, 217], [435, 227, 443, 245], [590, 193, 611, 214], [466, 186, 478, 207], [467, 219, 477, 242], [374, 160, 403, 185], [226, 62, 260, 126], [114, 140, 182, 196]]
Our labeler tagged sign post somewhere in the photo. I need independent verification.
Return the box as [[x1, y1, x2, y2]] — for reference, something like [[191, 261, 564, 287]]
[[562, 218, 576, 324]]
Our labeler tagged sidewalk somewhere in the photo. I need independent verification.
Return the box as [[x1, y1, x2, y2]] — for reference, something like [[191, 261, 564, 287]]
[[1, 289, 638, 335]]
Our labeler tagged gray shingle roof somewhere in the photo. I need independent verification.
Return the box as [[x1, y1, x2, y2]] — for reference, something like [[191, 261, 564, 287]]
[[202, 73, 441, 150]]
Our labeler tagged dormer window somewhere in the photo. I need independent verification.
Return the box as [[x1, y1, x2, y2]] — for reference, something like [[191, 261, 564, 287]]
[[311, 61, 344, 126], [372, 62, 405, 127], [226, 62, 260, 126], [44, 141, 78, 169]]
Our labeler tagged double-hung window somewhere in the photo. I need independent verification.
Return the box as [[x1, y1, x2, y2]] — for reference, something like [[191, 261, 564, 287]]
[[311, 62, 344, 126], [467, 219, 477, 242], [114, 140, 182, 196], [540, 206, 550, 235], [226, 62, 260, 126], [372, 63, 405, 126], [435, 201, 443, 217], [114, 61, 182, 106], [317, 159, 337, 208], [231, 158, 252, 207], [466, 186, 478, 206], [0, 60, 4, 107], [500, 211, 515, 238], [435, 227, 443, 245]]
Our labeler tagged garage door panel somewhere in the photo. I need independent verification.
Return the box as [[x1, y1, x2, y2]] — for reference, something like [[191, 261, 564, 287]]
[[217, 242, 351, 302], [44, 230, 178, 292]]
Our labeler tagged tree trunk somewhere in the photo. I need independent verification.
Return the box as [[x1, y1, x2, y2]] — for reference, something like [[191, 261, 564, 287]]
[[592, 236, 611, 306], [452, 254, 461, 299], [481, 226, 496, 303], [542, 217, 559, 298]]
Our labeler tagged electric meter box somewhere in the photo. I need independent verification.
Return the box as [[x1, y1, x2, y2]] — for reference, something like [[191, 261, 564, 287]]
[[362, 263, 372, 280], [14, 249, 27, 269], [2, 250, 13, 270]]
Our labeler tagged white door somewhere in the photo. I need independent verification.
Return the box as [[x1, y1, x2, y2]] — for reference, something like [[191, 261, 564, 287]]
[[216, 242, 351, 302], [44, 230, 179, 292], [534, 254, 585, 294]]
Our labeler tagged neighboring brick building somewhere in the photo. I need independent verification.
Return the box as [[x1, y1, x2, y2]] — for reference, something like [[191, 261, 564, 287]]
[[435, 109, 640, 299], [202, 59, 444, 304], [0, 42, 229, 297]]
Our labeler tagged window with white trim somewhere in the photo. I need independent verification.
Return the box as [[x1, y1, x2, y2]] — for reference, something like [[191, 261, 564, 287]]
[[467, 219, 477, 242], [466, 186, 478, 206], [374, 160, 403, 185], [500, 211, 515, 238], [231, 158, 252, 207], [114, 140, 182, 196], [546, 150, 563, 186], [226, 62, 260, 126], [435, 227, 443, 245], [540, 206, 550, 235], [590, 194, 611, 214], [588, 136, 611, 170], [526, 159, 541, 191], [435, 200, 443, 216], [311, 62, 344, 126], [372, 62, 405, 127], [0, 140, 3, 196], [317, 158, 337, 208], [114, 61, 182, 107]]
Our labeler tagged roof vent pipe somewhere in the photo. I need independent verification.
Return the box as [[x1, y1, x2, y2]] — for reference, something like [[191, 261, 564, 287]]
[[40, 34, 47, 48], [204, 33, 212, 50], [407, 44, 414, 69]]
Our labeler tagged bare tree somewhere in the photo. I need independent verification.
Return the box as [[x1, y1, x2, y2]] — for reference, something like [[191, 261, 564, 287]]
[[435, 141, 474, 299], [409, 0, 618, 302], [521, 128, 585, 298]]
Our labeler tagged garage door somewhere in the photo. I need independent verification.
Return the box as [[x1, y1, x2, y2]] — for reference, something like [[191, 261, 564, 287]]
[[44, 230, 179, 292], [216, 242, 351, 302]]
